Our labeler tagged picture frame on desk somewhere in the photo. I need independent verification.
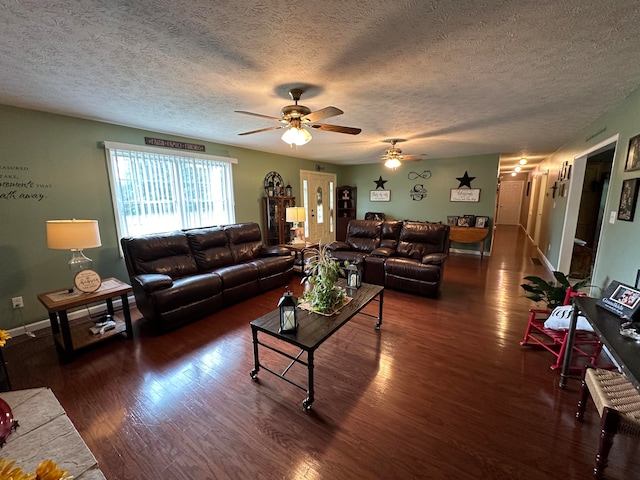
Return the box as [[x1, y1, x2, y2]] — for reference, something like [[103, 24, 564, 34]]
[[475, 216, 489, 228], [446, 216, 458, 226], [596, 280, 640, 319]]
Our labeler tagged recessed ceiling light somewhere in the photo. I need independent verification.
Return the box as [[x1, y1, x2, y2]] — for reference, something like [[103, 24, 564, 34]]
[[519, 158, 527, 165]]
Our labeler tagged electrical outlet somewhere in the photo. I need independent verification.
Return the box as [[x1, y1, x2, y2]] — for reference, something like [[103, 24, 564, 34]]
[[11, 296, 23, 309]]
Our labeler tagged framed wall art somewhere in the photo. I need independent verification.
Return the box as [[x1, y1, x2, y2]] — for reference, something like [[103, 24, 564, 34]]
[[370, 190, 390, 202], [450, 188, 480, 202], [617, 178, 640, 221], [625, 133, 640, 172]]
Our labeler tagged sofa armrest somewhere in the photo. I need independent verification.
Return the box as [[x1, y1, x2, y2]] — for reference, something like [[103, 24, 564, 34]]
[[326, 241, 351, 251], [134, 274, 173, 293], [422, 253, 447, 266], [371, 247, 395, 257], [259, 245, 291, 257]]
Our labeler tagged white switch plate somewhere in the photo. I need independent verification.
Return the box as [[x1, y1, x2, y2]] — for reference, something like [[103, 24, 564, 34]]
[[609, 211, 616, 224]]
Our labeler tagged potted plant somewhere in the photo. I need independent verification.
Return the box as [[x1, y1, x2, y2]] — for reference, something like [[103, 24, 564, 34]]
[[521, 271, 590, 309], [301, 245, 348, 314]]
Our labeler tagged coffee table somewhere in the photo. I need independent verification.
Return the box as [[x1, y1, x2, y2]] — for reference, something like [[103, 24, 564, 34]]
[[250, 281, 383, 410]]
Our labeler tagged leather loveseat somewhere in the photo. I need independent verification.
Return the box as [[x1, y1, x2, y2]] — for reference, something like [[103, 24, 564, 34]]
[[121, 222, 294, 332], [327, 219, 450, 298]]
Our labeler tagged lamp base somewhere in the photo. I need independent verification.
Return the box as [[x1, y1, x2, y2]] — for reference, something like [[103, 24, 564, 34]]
[[69, 249, 93, 289]]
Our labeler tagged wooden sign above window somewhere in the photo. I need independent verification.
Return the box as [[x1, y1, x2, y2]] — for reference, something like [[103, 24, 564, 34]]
[[144, 137, 205, 152]]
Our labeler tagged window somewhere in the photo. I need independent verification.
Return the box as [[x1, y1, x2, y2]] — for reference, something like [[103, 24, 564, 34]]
[[104, 142, 236, 239]]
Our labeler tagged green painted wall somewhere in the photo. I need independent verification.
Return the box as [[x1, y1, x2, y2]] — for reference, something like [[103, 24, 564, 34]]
[[539, 86, 640, 291], [341, 154, 499, 251], [0, 105, 344, 329]]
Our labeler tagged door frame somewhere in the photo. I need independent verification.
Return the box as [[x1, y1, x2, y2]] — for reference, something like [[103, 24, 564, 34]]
[[557, 135, 619, 275]]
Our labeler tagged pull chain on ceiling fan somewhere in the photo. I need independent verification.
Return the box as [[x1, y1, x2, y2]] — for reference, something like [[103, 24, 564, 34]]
[[235, 88, 361, 146]]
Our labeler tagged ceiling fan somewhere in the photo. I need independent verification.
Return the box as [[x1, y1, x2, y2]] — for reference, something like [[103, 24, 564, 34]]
[[235, 88, 361, 146], [382, 139, 420, 168]]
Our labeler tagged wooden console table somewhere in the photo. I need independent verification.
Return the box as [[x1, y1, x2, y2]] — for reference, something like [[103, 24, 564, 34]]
[[0, 388, 106, 479], [449, 226, 489, 259]]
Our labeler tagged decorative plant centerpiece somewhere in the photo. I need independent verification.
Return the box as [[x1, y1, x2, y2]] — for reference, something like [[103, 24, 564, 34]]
[[521, 271, 590, 309], [301, 245, 348, 314]]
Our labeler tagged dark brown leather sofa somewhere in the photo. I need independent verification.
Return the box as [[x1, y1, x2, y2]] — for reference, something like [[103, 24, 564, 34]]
[[327, 219, 450, 297], [121, 222, 294, 332]]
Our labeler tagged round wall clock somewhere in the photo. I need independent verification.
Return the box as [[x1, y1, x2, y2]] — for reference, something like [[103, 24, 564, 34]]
[[263, 171, 283, 196], [74, 269, 102, 293]]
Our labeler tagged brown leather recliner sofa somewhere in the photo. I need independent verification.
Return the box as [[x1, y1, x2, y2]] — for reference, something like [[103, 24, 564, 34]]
[[121, 222, 294, 332], [327, 219, 450, 298]]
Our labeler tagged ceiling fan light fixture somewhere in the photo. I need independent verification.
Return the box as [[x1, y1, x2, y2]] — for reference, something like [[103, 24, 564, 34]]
[[281, 125, 312, 146], [384, 157, 401, 169], [519, 157, 527, 165]]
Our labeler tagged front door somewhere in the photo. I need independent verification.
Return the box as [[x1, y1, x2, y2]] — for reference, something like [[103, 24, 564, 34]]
[[299, 170, 336, 244]]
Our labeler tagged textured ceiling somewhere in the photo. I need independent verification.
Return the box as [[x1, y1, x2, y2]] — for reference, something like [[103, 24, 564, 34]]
[[2, 1, 640, 171]]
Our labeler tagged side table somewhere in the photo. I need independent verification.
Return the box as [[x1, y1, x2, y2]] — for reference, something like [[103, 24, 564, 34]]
[[37, 277, 133, 361], [282, 243, 319, 275]]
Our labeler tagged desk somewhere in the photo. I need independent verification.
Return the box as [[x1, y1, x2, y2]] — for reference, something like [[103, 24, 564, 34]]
[[560, 296, 640, 390], [37, 277, 133, 361], [449, 226, 489, 259], [0, 388, 106, 479]]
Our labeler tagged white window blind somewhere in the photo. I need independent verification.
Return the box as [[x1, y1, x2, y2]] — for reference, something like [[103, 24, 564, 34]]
[[104, 142, 236, 239]]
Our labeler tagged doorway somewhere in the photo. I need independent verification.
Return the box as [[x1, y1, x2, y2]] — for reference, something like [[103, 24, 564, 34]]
[[557, 136, 617, 276], [299, 170, 337, 244]]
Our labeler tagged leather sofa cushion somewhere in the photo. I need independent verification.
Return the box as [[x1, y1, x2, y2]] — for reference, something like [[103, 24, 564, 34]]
[[346, 220, 382, 252], [123, 231, 198, 278], [396, 222, 450, 260], [215, 263, 259, 289], [186, 227, 233, 271], [385, 257, 441, 283], [251, 256, 294, 278], [151, 273, 222, 311], [225, 223, 262, 263], [380, 220, 403, 249]]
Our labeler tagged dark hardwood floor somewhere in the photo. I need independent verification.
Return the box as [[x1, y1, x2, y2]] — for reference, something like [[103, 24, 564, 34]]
[[5, 225, 640, 479]]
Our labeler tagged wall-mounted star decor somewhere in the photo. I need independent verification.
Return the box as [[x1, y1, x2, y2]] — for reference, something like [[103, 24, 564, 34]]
[[374, 175, 387, 190], [456, 171, 476, 188]]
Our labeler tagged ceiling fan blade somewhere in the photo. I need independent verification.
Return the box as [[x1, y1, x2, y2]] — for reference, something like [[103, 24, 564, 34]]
[[303, 106, 343, 123], [310, 123, 362, 135], [235, 110, 282, 122], [402, 156, 421, 162], [238, 125, 285, 136]]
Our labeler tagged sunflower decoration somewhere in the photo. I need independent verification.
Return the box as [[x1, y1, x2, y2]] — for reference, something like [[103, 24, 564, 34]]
[[0, 331, 10, 348], [0, 459, 72, 480], [0, 458, 33, 480]]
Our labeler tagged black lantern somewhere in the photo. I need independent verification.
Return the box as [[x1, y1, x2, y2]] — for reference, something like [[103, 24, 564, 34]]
[[346, 263, 362, 288], [284, 183, 293, 197], [267, 181, 275, 197], [278, 291, 298, 334]]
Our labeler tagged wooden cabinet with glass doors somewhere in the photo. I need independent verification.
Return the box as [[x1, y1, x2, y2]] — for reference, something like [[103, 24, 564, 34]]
[[336, 186, 356, 241], [262, 196, 295, 245]]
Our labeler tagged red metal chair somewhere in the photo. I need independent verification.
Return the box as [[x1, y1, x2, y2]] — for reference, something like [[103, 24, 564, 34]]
[[520, 287, 604, 371]]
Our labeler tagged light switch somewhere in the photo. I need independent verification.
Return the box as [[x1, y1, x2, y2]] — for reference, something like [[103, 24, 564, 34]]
[[609, 211, 616, 224]]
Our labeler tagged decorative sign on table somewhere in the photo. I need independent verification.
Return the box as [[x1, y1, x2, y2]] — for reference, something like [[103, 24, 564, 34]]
[[596, 280, 640, 319], [144, 137, 205, 152], [450, 188, 481, 202], [370, 190, 391, 202]]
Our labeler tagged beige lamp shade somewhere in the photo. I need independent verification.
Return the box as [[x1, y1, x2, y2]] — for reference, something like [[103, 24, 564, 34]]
[[46, 220, 102, 250], [285, 207, 306, 223]]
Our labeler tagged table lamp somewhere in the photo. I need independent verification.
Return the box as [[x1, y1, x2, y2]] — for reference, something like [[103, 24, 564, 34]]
[[46, 219, 102, 281], [285, 207, 306, 244]]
